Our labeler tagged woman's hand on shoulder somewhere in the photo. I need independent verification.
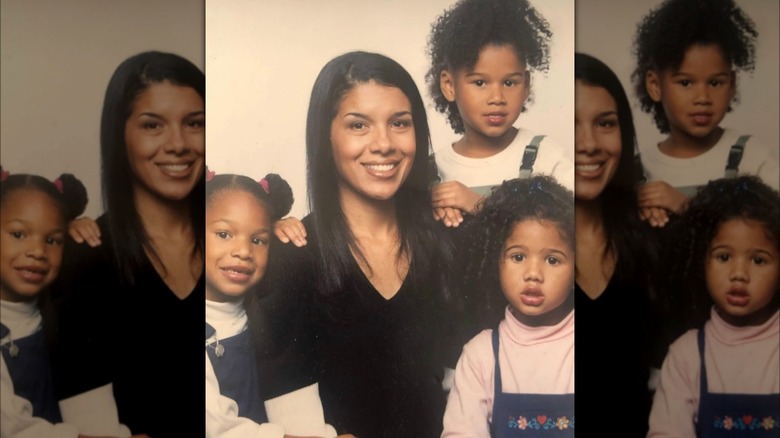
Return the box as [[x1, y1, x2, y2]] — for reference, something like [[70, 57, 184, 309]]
[[274, 217, 308, 247], [68, 216, 102, 247]]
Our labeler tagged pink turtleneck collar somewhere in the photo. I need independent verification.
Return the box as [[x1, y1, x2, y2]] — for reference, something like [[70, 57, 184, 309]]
[[502, 306, 574, 346]]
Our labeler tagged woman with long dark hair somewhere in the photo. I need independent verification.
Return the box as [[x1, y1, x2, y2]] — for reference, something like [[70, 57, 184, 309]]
[[51, 51, 205, 437], [574, 52, 662, 436], [252, 51, 455, 438]]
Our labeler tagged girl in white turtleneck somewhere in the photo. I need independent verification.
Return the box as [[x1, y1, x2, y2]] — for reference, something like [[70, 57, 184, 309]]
[[204, 171, 341, 438], [1, 169, 131, 438]]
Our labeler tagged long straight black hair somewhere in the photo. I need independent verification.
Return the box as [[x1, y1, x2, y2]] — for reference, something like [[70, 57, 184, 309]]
[[100, 51, 205, 284], [305, 51, 450, 300], [575, 52, 656, 286]]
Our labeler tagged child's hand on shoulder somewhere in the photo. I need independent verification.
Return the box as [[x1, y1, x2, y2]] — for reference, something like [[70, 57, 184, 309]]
[[639, 206, 670, 228], [434, 206, 464, 228], [638, 181, 688, 215], [274, 216, 307, 247], [431, 181, 482, 217], [69, 216, 102, 247]]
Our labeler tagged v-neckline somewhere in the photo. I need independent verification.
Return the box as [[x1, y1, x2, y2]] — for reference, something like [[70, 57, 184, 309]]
[[352, 257, 411, 303]]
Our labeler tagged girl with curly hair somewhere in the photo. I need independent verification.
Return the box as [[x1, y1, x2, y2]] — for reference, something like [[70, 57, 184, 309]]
[[425, 0, 573, 228], [632, 0, 779, 227], [648, 175, 779, 437], [442, 176, 574, 437]]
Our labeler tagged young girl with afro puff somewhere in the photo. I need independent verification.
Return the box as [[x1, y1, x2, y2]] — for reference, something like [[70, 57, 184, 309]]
[[648, 175, 779, 437], [425, 0, 573, 228], [205, 170, 344, 438], [632, 0, 779, 227], [0, 167, 132, 437]]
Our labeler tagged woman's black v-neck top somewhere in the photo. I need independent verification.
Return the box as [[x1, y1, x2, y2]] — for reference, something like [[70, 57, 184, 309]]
[[574, 276, 654, 437], [50, 214, 204, 437], [250, 215, 451, 438]]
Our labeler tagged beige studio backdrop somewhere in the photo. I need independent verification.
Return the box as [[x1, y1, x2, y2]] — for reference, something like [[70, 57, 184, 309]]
[[0, 0, 205, 219], [576, 0, 779, 161], [206, 0, 575, 219]]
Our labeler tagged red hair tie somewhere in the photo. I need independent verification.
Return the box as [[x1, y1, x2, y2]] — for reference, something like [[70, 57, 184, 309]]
[[206, 168, 215, 182], [53, 178, 64, 194], [258, 178, 269, 194], [0, 168, 9, 182]]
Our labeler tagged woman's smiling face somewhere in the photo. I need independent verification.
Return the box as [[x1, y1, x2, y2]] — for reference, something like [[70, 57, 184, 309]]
[[329, 81, 416, 204], [574, 80, 622, 201], [124, 80, 205, 203]]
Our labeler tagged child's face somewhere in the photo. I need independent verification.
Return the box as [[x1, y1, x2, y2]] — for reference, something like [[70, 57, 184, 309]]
[[205, 190, 272, 302], [330, 81, 416, 204], [574, 80, 622, 202], [125, 81, 205, 203], [441, 44, 529, 141], [646, 44, 735, 140], [705, 218, 779, 326], [0, 190, 65, 302], [500, 219, 574, 324]]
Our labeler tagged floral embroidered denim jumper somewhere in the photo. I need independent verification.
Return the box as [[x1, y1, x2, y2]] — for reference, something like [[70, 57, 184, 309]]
[[0, 323, 62, 422], [490, 328, 574, 437], [206, 322, 267, 423], [695, 329, 779, 437]]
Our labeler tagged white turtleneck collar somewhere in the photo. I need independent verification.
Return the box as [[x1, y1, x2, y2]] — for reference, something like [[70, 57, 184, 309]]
[[206, 298, 247, 341], [0, 299, 42, 341]]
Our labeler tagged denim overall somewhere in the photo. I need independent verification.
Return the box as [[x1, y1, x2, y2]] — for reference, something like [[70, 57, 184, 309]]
[[695, 328, 779, 437], [206, 322, 267, 423], [1, 323, 62, 422], [489, 328, 574, 437]]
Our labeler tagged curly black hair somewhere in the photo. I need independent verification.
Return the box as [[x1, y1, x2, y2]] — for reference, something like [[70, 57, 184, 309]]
[[426, 0, 552, 134], [663, 175, 779, 333], [631, 0, 758, 134], [461, 175, 574, 328]]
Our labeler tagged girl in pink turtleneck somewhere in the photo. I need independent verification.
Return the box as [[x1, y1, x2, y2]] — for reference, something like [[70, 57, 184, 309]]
[[648, 175, 779, 437], [442, 176, 575, 438]]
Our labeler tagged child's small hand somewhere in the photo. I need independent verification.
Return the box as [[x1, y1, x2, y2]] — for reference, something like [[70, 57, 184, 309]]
[[639, 206, 670, 228], [433, 206, 464, 228], [638, 181, 688, 214], [68, 216, 102, 247], [431, 181, 483, 215], [274, 217, 307, 247]]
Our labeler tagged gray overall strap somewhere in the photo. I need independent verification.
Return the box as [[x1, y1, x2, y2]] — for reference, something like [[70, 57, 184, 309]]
[[518, 135, 546, 178], [724, 135, 750, 178]]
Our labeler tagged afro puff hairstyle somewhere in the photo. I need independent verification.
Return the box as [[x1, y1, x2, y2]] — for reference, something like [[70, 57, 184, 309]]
[[662, 175, 779, 333], [462, 175, 574, 328], [631, 0, 758, 134], [206, 171, 294, 222], [0, 165, 89, 223], [426, 0, 552, 134]]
